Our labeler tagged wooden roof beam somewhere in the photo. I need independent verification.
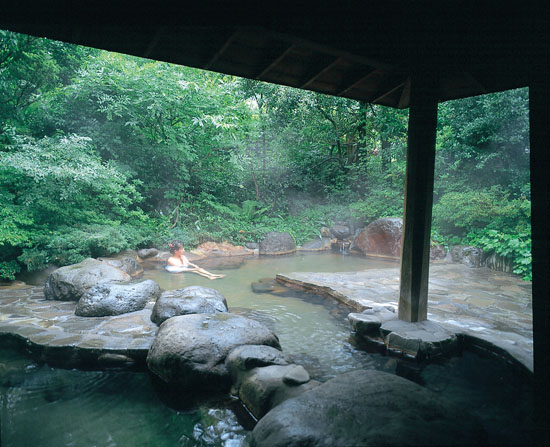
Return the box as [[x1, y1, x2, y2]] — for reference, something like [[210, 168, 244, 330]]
[[203, 29, 243, 71], [299, 56, 344, 89], [257, 26, 395, 72], [369, 75, 408, 105], [255, 43, 296, 79], [464, 71, 488, 95], [397, 77, 411, 109], [142, 27, 165, 59], [336, 68, 378, 96]]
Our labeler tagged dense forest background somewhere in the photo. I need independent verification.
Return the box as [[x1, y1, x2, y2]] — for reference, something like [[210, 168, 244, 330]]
[[0, 32, 531, 281]]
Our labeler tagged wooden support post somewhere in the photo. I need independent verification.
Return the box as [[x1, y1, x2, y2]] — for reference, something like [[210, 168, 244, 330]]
[[530, 50, 550, 447], [398, 72, 438, 322]]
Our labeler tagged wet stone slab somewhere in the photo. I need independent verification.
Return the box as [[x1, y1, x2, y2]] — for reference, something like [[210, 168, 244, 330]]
[[0, 286, 158, 370], [278, 263, 533, 373]]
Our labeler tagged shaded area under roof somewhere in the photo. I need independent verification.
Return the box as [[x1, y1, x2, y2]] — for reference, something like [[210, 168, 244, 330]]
[[0, 1, 542, 108]]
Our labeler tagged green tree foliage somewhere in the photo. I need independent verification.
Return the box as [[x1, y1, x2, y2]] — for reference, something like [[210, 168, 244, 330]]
[[0, 131, 158, 276], [431, 89, 531, 279], [0, 30, 531, 281]]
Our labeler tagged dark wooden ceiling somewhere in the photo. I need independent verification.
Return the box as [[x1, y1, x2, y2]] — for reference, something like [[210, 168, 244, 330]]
[[0, 1, 544, 108]]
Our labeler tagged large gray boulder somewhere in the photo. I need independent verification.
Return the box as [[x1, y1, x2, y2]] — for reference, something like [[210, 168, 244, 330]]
[[75, 280, 161, 317], [147, 313, 281, 390], [150, 286, 228, 325], [137, 248, 159, 259], [226, 344, 290, 388], [251, 369, 486, 447], [238, 364, 319, 419], [259, 232, 296, 255], [44, 258, 131, 301], [329, 224, 351, 239]]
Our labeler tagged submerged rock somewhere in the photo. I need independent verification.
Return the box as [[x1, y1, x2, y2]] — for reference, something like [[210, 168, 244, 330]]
[[75, 280, 161, 317], [250, 278, 291, 296], [259, 232, 296, 255], [44, 258, 131, 301], [196, 256, 246, 270], [251, 369, 486, 447], [147, 313, 281, 390], [150, 286, 228, 325]]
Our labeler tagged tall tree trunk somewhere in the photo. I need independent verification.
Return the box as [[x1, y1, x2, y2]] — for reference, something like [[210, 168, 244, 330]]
[[249, 156, 260, 201], [261, 130, 266, 197], [381, 139, 392, 185]]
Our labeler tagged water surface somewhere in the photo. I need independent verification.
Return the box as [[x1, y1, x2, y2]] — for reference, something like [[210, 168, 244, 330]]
[[143, 253, 397, 379]]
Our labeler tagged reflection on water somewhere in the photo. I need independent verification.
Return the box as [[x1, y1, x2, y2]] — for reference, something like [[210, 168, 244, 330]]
[[1, 253, 534, 446]]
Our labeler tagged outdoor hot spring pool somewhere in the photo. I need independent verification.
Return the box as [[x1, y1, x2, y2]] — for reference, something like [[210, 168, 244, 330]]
[[0, 252, 535, 446]]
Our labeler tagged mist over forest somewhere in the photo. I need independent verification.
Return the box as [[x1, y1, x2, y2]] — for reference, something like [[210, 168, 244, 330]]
[[0, 31, 531, 281]]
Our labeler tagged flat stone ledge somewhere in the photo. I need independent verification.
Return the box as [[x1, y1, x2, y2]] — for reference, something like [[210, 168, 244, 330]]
[[380, 319, 459, 359], [280, 264, 533, 373], [0, 286, 158, 369]]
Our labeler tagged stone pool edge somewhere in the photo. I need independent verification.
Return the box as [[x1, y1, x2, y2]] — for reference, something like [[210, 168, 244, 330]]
[[276, 269, 534, 376]]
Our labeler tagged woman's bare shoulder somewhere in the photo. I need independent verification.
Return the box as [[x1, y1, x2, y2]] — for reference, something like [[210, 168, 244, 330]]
[[167, 256, 181, 266]]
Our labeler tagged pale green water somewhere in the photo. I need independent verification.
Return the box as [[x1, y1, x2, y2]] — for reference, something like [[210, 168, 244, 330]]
[[0, 253, 534, 446], [142, 252, 397, 379]]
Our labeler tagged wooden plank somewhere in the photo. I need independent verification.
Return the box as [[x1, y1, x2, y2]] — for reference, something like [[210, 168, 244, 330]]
[[299, 56, 343, 89], [203, 29, 243, 70], [255, 43, 296, 79], [142, 27, 165, 59], [369, 77, 407, 105], [398, 71, 438, 323], [397, 77, 411, 109], [335, 68, 378, 96]]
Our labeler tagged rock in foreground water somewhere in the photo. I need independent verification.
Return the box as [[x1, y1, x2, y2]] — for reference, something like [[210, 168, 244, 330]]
[[251, 369, 486, 447], [75, 280, 161, 317], [44, 258, 131, 301], [150, 286, 228, 325], [239, 364, 319, 419], [147, 313, 281, 390]]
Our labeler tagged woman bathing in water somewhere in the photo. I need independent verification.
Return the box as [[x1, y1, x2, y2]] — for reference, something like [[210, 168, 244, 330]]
[[166, 240, 225, 280]]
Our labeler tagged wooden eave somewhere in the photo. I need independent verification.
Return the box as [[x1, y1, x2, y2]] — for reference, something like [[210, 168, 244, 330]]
[[0, 1, 542, 108]]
